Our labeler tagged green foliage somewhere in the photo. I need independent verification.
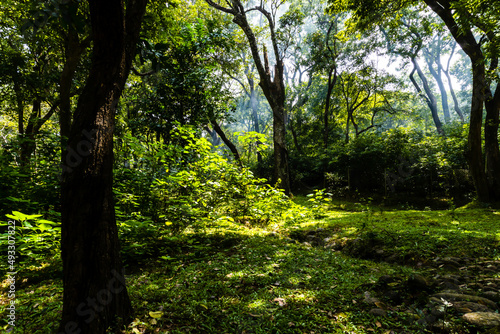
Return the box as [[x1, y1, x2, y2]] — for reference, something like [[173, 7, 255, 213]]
[[307, 188, 333, 217], [289, 124, 471, 201], [0, 210, 60, 273], [114, 126, 309, 262], [6, 201, 499, 333]]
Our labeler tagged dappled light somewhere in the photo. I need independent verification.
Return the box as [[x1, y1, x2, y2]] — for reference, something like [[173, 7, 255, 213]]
[[1, 0, 500, 333]]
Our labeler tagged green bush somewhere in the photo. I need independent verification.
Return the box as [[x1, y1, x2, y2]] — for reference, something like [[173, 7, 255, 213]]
[[0, 211, 60, 273], [114, 126, 310, 240]]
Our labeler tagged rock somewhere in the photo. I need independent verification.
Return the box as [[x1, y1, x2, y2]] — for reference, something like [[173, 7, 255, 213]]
[[417, 314, 437, 326], [385, 290, 403, 304], [452, 301, 492, 313], [377, 275, 396, 285], [407, 274, 432, 291], [482, 291, 500, 303], [432, 293, 498, 310], [463, 312, 500, 328], [368, 308, 387, 317], [385, 254, 400, 263], [363, 291, 380, 304], [439, 281, 460, 290]]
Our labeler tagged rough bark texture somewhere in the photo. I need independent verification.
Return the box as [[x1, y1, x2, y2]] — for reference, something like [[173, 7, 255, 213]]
[[423, 0, 499, 202], [59, 0, 147, 333], [205, 0, 291, 195], [60, 28, 89, 152]]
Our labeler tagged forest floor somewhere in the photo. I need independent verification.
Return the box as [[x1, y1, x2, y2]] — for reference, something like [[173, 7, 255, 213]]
[[2, 198, 500, 333]]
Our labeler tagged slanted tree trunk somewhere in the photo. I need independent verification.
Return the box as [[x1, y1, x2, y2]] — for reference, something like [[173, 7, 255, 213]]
[[409, 58, 443, 134], [424, 0, 500, 202], [205, 0, 291, 195], [210, 119, 242, 166], [59, 0, 147, 333], [424, 42, 451, 123]]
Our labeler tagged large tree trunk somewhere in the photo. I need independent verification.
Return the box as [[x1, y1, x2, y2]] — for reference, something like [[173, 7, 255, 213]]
[[484, 92, 500, 199], [466, 64, 490, 201], [59, 0, 147, 332], [272, 103, 291, 194], [423, 0, 497, 202], [205, 0, 291, 195], [60, 28, 89, 153]]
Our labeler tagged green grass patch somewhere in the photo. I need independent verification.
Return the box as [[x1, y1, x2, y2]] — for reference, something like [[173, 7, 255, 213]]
[[1, 201, 498, 333]]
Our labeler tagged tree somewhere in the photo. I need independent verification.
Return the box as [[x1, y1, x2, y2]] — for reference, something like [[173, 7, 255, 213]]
[[379, 12, 444, 133], [422, 0, 500, 202], [329, 0, 500, 202], [205, 0, 292, 195], [59, 0, 147, 332]]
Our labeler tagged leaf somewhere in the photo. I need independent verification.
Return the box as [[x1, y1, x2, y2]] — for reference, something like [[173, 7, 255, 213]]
[[149, 311, 164, 318], [6, 211, 42, 221]]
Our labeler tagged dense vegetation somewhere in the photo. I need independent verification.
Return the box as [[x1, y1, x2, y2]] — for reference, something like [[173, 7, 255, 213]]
[[0, 0, 499, 333]]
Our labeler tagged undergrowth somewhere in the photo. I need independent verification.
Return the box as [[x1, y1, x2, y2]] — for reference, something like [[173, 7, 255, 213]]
[[1, 199, 499, 333]]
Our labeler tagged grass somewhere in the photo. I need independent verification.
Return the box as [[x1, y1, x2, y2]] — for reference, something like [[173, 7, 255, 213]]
[[1, 198, 499, 333]]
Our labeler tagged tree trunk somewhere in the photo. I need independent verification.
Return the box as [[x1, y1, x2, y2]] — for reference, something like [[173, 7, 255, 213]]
[[425, 43, 450, 123], [210, 119, 242, 166], [466, 64, 490, 201], [484, 93, 500, 199], [273, 103, 291, 194], [60, 28, 89, 153], [443, 68, 465, 122], [409, 59, 443, 134], [423, 0, 494, 201], [205, 0, 291, 195], [59, 0, 147, 332]]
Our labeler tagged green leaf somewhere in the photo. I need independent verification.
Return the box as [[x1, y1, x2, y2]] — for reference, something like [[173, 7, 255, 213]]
[[149, 311, 164, 318]]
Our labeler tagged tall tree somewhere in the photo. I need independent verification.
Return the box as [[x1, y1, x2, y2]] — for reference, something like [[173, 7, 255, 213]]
[[59, 0, 147, 332], [330, 0, 500, 202], [422, 0, 500, 202], [205, 0, 292, 195]]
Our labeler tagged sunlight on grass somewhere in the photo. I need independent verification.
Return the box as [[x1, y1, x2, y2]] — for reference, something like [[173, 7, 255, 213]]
[[5, 204, 500, 334], [246, 299, 266, 310]]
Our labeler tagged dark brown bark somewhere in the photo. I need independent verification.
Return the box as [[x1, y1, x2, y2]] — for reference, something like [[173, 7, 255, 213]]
[[60, 28, 90, 152], [484, 90, 500, 199], [423, 0, 496, 202], [59, 0, 147, 333], [205, 0, 291, 195], [210, 119, 242, 166]]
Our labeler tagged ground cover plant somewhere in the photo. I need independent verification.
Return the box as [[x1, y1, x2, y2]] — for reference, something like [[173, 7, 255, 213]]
[[1, 197, 499, 334]]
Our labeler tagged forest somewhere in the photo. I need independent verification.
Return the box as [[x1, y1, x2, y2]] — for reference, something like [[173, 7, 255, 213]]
[[0, 0, 499, 333]]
